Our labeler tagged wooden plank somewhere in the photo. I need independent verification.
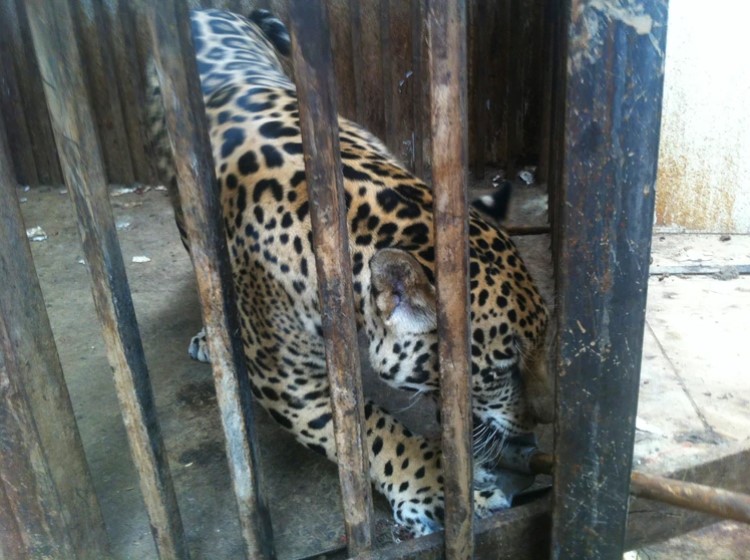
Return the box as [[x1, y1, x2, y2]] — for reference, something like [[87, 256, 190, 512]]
[[426, 1, 473, 558], [104, 0, 154, 184], [24, 2, 190, 558], [551, 1, 669, 559], [547, 0, 566, 265], [327, 0, 358, 120], [70, 0, 135, 184], [382, 0, 416, 169], [9, 0, 62, 185], [0, 3, 38, 186], [146, 2, 276, 558], [410, 0, 428, 178], [478, 0, 509, 168], [349, 0, 386, 140], [0, 115, 110, 559], [520, 0, 545, 163], [535, 0, 557, 185], [288, 2, 374, 555], [504, 0, 522, 176], [468, 0, 489, 178]]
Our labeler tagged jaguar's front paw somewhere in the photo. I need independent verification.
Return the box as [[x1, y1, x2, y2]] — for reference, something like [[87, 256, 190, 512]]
[[188, 328, 211, 363]]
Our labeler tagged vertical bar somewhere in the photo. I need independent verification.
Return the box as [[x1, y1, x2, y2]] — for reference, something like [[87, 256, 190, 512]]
[[427, 1, 473, 559], [287, 2, 374, 555], [552, 1, 669, 559], [146, 2, 275, 559], [24, 2, 190, 558], [0, 118, 111, 560]]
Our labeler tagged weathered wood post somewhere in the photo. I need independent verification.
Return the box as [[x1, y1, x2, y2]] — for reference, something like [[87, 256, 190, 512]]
[[146, 1, 276, 558], [427, 1, 474, 558], [288, 1, 374, 555], [0, 116, 111, 559], [24, 1, 189, 558]]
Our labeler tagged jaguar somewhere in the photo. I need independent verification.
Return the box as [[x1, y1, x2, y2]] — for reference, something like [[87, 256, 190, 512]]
[[147, 7, 551, 537]]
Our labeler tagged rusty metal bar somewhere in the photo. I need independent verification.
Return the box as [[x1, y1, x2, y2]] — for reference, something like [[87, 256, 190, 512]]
[[631, 471, 750, 525], [506, 450, 750, 525], [426, 1, 474, 558], [287, 2, 374, 555], [551, 1, 669, 559], [0, 117, 111, 560], [145, 2, 275, 559], [23, 1, 189, 558]]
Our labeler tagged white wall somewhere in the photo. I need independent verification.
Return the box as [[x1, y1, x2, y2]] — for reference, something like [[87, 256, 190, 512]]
[[656, 1, 750, 232]]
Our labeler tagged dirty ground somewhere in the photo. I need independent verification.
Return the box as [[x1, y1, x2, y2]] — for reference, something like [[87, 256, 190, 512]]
[[17, 183, 750, 559]]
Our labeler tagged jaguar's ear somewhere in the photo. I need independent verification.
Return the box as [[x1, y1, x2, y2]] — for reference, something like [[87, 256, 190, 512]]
[[370, 249, 436, 335]]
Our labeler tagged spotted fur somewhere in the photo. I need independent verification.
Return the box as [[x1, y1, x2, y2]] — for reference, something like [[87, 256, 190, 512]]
[[147, 8, 550, 537]]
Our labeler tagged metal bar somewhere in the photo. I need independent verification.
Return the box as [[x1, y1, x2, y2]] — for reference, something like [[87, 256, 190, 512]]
[[426, 1, 474, 558], [287, 2, 374, 555], [146, 2, 275, 558], [551, 1, 669, 559], [650, 264, 750, 276], [505, 450, 750, 525], [626, 444, 750, 548], [631, 471, 750, 525], [24, 2, 189, 558], [0, 117, 111, 560]]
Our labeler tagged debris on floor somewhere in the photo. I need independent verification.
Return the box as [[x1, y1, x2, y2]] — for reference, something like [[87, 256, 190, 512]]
[[26, 225, 48, 242]]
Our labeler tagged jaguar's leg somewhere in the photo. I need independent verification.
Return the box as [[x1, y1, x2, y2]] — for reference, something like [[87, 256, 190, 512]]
[[245, 326, 508, 536]]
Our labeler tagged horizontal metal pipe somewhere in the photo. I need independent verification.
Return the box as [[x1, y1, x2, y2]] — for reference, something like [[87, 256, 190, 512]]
[[505, 451, 750, 525]]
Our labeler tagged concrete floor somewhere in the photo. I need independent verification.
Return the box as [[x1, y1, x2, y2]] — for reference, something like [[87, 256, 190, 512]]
[[16, 183, 750, 559]]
